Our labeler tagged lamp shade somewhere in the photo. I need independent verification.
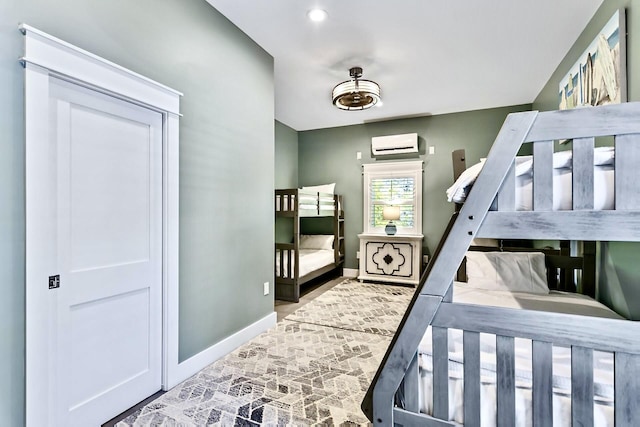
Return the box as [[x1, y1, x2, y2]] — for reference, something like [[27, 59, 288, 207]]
[[382, 206, 401, 221]]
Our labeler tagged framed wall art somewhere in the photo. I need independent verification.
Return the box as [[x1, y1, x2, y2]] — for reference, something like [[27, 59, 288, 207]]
[[559, 9, 626, 110]]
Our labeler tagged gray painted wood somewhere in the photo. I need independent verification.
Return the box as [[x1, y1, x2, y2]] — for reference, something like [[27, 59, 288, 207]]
[[533, 140, 554, 210], [496, 336, 515, 426], [525, 102, 640, 142], [392, 408, 459, 427], [615, 134, 640, 210], [419, 112, 538, 298], [614, 352, 640, 426], [497, 162, 516, 211], [366, 103, 640, 424], [532, 341, 553, 427], [571, 346, 594, 427], [463, 331, 481, 427], [403, 352, 420, 413], [476, 211, 640, 241], [433, 303, 640, 354], [572, 137, 595, 210], [370, 294, 443, 425], [443, 281, 453, 303], [432, 327, 449, 419], [452, 149, 467, 181]]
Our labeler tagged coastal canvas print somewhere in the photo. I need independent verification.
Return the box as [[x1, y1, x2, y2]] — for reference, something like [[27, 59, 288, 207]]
[[559, 10, 626, 110]]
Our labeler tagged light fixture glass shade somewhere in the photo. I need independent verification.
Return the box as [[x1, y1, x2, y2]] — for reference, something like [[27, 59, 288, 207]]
[[383, 206, 401, 221], [332, 67, 381, 110]]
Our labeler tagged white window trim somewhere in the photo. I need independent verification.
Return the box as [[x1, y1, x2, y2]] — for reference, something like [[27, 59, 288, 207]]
[[363, 160, 423, 235]]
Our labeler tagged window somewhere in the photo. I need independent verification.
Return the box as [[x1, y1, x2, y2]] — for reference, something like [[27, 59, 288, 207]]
[[363, 161, 423, 235]]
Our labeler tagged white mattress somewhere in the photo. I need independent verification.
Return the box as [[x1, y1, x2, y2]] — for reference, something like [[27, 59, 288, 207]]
[[275, 249, 335, 278], [417, 283, 622, 426], [447, 147, 615, 210]]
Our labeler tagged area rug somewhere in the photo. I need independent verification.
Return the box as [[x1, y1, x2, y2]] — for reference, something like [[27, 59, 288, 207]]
[[116, 279, 413, 426], [285, 280, 414, 336]]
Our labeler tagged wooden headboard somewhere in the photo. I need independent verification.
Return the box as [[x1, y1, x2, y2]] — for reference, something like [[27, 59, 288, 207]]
[[456, 245, 595, 298]]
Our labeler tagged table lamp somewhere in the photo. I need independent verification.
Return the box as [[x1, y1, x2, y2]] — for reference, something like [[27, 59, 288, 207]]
[[382, 206, 401, 235]]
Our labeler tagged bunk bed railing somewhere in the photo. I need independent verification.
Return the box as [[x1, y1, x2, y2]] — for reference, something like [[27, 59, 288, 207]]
[[362, 102, 640, 426]]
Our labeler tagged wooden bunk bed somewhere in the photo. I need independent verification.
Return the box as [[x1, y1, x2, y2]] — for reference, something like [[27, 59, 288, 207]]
[[275, 188, 345, 302], [362, 102, 640, 426]]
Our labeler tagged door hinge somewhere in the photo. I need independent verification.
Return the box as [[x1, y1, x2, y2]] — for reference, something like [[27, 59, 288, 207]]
[[49, 274, 60, 289]]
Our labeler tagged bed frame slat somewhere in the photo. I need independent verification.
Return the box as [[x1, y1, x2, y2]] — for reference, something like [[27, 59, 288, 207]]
[[615, 352, 640, 426], [393, 407, 457, 427], [403, 352, 420, 413], [477, 211, 640, 242], [525, 102, 640, 142], [433, 303, 640, 354], [615, 134, 640, 210], [572, 137, 595, 210], [432, 327, 449, 419], [496, 336, 516, 426], [463, 331, 481, 427], [533, 140, 554, 210], [571, 346, 594, 426], [497, 162, 516, 211], [532, 341, 553, 427]]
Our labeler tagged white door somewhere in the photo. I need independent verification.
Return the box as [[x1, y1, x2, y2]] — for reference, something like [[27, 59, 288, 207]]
[[49, 78, 163, 426]]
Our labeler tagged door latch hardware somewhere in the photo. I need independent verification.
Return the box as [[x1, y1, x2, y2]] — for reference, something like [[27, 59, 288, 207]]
[[49, 275, 60, 289]]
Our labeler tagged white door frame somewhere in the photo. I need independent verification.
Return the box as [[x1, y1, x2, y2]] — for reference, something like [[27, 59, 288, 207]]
[[20, 24, 182, 426]]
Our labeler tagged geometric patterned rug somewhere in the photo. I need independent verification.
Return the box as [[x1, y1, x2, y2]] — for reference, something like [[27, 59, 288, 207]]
[[115, 279, 414, 426]]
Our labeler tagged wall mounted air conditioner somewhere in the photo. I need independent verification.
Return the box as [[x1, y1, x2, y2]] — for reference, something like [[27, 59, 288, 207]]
[[371, 133, 418, 155]]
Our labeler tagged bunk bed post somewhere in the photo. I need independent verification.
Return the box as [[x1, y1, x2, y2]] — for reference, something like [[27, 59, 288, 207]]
[[293, 192, 300, 302]]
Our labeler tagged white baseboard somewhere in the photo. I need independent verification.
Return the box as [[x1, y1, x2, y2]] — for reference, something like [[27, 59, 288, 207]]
[[343, 268, 358, 278], [165, 311, 277, 389]]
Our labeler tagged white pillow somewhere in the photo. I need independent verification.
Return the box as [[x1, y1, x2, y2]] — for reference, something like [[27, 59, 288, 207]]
[[464, 251, 549, 294], [299, 234, 334, 250], [301, 183, 336, 195]]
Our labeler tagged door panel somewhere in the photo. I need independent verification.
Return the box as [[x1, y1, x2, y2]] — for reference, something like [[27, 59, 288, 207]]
[[68, 104, 152, 271], [50, 78, 162, 426]]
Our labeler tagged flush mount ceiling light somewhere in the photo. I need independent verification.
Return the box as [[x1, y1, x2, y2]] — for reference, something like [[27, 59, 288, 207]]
[[332, 67, 381, 111]]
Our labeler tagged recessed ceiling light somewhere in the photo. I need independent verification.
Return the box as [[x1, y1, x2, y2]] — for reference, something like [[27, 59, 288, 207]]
[[307, 9, 328, 22]]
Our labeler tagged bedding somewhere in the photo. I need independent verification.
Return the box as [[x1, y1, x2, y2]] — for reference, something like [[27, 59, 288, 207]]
[[275, 249, 334, 279], [447, 147, 615, 210], [417, 283, 622, 426], [465, 251, 549, 295], [299, 234, 334, 250]]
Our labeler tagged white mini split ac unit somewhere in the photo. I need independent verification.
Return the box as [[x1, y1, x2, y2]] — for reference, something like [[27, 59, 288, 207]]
[[371, 133, 418, 155]]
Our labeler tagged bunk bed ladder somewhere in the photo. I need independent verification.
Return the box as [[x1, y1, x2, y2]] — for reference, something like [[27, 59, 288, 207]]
[[362, 111, 538, 425]]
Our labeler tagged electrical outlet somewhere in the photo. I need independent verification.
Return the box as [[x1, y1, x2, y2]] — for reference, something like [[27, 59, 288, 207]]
[[423, 255, 429, 264], [263, 281, 269, 296], [356, 151, 362, 160], [428, 146, 435, 155]]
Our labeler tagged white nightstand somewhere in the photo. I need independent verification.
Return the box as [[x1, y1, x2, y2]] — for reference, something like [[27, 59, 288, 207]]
[[357, 233, 423, 286]]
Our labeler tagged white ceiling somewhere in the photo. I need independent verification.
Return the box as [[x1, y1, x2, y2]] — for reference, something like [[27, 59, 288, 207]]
[[207, 0, 604, 131]]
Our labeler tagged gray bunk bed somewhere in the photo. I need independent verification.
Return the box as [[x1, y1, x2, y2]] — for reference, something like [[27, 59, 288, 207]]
[[275, 189, 345, 302], [362, 102, 640, 426]]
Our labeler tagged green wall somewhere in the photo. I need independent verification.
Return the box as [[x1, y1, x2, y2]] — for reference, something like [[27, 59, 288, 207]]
[[275, 120, 298, 188], [298, 105, 531, 269], [275, 120, 298, 243], [0, 0, 274, 422], [532, 0, 640, 319]]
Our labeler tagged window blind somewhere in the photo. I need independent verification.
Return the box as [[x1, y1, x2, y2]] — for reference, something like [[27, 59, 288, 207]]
[[370, 176, 415, 228]]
